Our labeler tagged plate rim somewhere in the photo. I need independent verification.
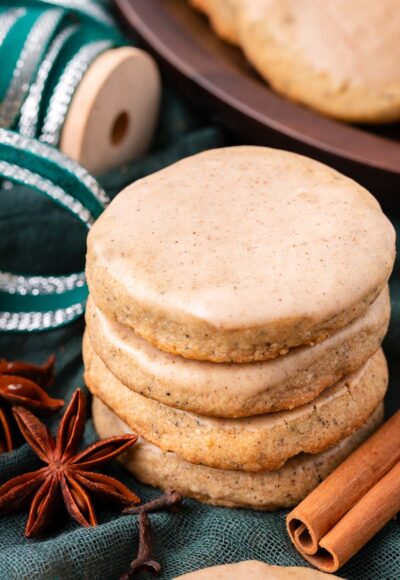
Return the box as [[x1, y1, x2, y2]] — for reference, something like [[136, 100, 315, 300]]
[[115, 0, 400, 180]]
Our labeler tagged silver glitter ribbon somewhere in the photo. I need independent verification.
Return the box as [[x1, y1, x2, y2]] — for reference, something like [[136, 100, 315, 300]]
[[35, 0, 114, 27], [0, 8, 64, 128], [0, 128, 109, 207], [18, 24, 78, 138], [40, 39, 112, 146], [0, 271, 86, 295], [0, 160, 94, 226], [0, 304, 85, 332], [0, 8, 26, 46], [0, 269, 85, 330], [0, 158, 99, 331], [0, 126, 109, 331]]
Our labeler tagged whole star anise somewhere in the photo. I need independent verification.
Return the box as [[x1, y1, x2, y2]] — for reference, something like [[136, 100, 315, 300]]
[[0, 389, 140, 537], [0, 355, 63, 453]]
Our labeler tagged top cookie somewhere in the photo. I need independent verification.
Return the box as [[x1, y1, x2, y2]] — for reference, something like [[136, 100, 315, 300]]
[[86, 146, 395, 363], [238, 0, 400, 123]]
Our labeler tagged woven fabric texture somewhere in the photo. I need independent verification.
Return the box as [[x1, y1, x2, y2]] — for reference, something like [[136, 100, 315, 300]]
[[0, 87, 399, 580]]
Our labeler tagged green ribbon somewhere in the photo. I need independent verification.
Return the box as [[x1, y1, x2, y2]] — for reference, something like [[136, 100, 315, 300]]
[[0, 2, 122, 137], [0, 1, 126, 331], [0, 129, 109, 331], [23, 0, 115, 28]]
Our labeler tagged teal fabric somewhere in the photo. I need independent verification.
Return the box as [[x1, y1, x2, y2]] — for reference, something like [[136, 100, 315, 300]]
[[0, 12, 399, 580]]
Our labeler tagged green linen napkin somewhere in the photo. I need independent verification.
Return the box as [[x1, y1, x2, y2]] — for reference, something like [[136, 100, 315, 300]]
[[0, 85, 399, 580]]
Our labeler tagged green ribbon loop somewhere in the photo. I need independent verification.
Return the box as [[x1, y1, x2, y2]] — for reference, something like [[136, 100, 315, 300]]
[[0, 129, 109, 332], [0, 2, 125, 332]]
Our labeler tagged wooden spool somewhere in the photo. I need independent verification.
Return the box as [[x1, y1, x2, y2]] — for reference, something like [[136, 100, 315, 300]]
[[60, 46, 161, 175]]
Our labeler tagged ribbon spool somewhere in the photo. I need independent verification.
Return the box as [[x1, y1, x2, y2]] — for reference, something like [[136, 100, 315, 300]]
[[0, 2, 161, 175], [0, 1, 161, 332], [60, 46, 160, 175]]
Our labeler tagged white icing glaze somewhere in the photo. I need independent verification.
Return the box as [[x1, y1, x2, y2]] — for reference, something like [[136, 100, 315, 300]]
[[89, 288, 388, 400], [88, 147, 395, 330]]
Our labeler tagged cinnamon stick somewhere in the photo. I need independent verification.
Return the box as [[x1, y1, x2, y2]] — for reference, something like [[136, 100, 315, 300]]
[[287, 410, 400, 569], [301, 460, 400, 573]]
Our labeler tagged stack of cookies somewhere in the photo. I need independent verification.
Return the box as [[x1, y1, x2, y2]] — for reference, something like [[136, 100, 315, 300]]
[[84, 146, 395, 510]]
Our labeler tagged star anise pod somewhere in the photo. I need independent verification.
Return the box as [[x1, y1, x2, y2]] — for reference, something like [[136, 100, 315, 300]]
[[0, 389, 140, 537], [0, 354, 55, 387], [0, 355, 63, 453]]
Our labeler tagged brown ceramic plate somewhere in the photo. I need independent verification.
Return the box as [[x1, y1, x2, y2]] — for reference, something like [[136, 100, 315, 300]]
[[115, 0, 400, 209]]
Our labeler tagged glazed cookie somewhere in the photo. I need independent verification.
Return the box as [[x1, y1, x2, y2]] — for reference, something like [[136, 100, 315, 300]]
[[188, 0, 240, 44], [238, 0, 400, 123], [174, 560, 343, 579], [92, 397, 383, 511], [86, 147, 395, 363], [84, 337, 387, 472], [86, 288, 389, 418]]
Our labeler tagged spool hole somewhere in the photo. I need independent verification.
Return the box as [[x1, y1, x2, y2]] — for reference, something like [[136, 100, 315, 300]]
[[111, 111, 129, 145]]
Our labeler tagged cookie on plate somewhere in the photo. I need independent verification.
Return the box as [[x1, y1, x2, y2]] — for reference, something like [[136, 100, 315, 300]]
[[174, 560, 343, 579], [92, 396, 383, 511], [86, 289, 389, 417], [84, 336, 387, 472], [238, 0, 400, 122], [188, 0, 240, 44], [86, 147, 395, 363]]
